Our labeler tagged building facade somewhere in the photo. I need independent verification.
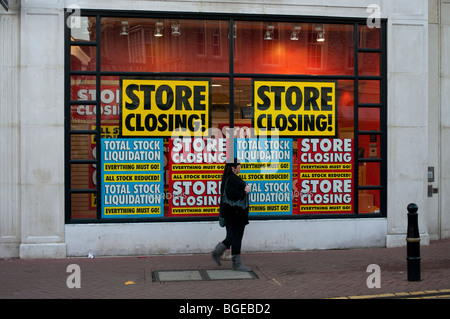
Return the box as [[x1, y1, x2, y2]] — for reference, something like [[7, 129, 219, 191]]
[[0, 0, 448, 258]]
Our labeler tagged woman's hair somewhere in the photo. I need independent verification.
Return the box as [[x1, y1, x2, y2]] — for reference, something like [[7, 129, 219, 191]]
[[221, 158, 240, 193]]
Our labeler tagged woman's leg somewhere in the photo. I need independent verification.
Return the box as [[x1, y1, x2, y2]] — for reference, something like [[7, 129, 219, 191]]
[[222, 224, 232, 249], [229, 224, 250, 271], [211, 225, 231, 266], [230, 223, 245, 255]]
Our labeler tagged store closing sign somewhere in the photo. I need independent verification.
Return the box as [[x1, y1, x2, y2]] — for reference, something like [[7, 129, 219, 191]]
[[121, 79, 210, 136], [236, 138, 293, 216], [297, 138, 354, 214], [100, 138, 164, 218], [253, 80, 337, 136], [168, 138, 228, 217], [72, 85, 120, 120]]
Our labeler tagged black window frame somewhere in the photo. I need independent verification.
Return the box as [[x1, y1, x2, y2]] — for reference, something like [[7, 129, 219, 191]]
[[64, 9, 387, 224]]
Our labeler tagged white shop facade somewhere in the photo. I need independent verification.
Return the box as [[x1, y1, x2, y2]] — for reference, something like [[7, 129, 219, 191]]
[[1, 0, 449, 258]]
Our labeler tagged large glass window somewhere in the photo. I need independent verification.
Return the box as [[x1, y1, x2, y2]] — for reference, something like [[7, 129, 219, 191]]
[[100, 18, 229, 73], [234, 22, 354, 75], [65, 11, 386, 222]]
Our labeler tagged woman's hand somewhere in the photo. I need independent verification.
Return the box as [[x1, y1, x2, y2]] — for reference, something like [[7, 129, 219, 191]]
[[244, 185, 251, 194]]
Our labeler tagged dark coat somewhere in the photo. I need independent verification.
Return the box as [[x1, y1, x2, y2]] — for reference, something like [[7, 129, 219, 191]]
[[221, 173, 249, 225]]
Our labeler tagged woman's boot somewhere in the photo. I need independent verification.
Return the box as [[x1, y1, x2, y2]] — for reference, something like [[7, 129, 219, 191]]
[[210, 242, 227, 266], [232, 254, 251, 271]]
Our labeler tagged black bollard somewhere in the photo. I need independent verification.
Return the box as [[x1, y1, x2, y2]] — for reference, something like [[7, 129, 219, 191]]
[[406, 203, 421, 281]]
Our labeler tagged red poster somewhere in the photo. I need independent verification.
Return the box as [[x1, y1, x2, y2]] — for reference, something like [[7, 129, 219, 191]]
[[297, 138, 354, 214], [71, 85, 120, 120], [168, 137, 228, 217]]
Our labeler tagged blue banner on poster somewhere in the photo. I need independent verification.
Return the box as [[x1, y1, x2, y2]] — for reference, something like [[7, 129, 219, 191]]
[[100, 138, 164, 218], [235, 138, 293, 216]]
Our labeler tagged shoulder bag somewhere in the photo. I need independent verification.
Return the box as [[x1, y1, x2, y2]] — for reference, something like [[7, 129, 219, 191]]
[[221, 178, 249, 210]]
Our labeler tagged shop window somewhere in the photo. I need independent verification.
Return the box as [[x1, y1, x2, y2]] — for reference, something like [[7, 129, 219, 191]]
[[196, 22, 206, 56], [65, 12, 386, 223], [306, 28, 323, 69], [358, 24, 380, 49], [234, 22, 354, 75], [99, 18, 229, 73], [358, 52, 380, 76], [211, 21, 222, 57]]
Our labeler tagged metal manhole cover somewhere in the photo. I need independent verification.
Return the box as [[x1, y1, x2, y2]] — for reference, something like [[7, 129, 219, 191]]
[[152, 269, 258, 282]]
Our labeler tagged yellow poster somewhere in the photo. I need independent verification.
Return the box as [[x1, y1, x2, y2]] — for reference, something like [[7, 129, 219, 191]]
[[121, 79, 210, 136], [253, 80, 336, 136]]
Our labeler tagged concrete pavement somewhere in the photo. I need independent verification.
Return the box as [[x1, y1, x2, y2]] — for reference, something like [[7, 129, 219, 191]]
[[1, 239, 449, 302]]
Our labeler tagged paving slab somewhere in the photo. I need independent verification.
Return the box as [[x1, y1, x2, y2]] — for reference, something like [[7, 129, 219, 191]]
[[154, 270, 203, 282]]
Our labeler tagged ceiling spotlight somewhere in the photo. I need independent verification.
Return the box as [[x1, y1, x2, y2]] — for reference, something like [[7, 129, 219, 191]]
[[315, 24, 325, 42], [171, 23, 181, 36], [290, 26, 301, 40], [120, 21, 129, 36], [154, 22, 164, 37], [317, 31, 325, 42], [264, 30, 273, 40], [264, 24, 274, 40]]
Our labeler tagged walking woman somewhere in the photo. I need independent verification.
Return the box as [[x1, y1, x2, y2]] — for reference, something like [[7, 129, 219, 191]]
[[211, 158, 251, 271]]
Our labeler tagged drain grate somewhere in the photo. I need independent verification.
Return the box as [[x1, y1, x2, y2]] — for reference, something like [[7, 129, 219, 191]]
[[152, 269, 258, 282]]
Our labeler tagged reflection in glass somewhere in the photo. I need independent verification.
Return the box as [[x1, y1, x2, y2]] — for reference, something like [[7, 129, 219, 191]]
[[358, 189, 380, 213], [359, 108, 380, 131], [234, 22, 354, 75], [210, 78, 230, 138], [70, 134, 94, 160], [70, 16, 96, 41], [358, 52, 380, 76], [359, 80, 380, 104], [337, 80, 355, 139], [71, 45, 96, 71], [358, 25, 380, 49], [70, 75, 97, 130], [358, 134, 380, 159], [360, 162, 381, 186], [71, 193, 97, 219], [71, 164, 93, 189], [100, 18, 230, 73]]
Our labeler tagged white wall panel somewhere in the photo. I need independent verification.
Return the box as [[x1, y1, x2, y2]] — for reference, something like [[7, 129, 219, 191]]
[[19, 6, 66, 258], [0, 9, 21, 258]]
